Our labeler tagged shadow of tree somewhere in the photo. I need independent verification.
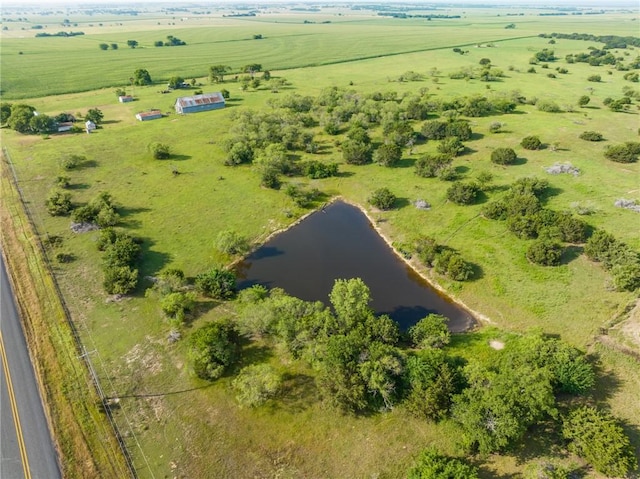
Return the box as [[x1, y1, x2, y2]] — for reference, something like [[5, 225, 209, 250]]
[[276, 373, 318, 413]]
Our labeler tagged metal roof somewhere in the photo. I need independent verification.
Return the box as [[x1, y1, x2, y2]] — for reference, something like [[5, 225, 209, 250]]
[[137, 109, 162, 118], [175, 92, 225, 109]]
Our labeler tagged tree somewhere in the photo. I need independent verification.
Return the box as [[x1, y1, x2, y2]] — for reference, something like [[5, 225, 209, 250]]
[[415, 154, 452, 178], [7, 104, 36, 133], [341, 139, 372, 165], [110, 43, 118, 50], [446, 182, 479, 205], [188, 321, 239, 381], [243, 63, 262, 73], [99, 43, 108, 50], [373, 143, 402, 167], [209, 65, 230, 83], [562, 406, 637, 477], [225, 141, 253, 165], [149, 142, 170, 159], [0, 103, 12, 125], [232, 364, 282, 407], [85, 108, 104, 125], [578, 95, 590, 107], [491, 147, 517, 165], [368, 187, 397, 210], [452, 362, 556, 454], [132, 68, 152, 86], [126, 39, 138, 48], [167, 76, 184, 88], [407, 447, 479, 479], [329, 278, 374, 328], [521, 135, 542, 150], [479, 58, 491, 66], [29, 114, 56, 134], [195, 267, 237, 299], [587, 74, 601, 82], [409, 314, 450, 349], [46, 190, 73, 216], [437, 137, 464, 157]]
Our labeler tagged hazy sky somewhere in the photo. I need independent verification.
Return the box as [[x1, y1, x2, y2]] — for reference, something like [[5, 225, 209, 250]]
[[3, 0, 638, 6]]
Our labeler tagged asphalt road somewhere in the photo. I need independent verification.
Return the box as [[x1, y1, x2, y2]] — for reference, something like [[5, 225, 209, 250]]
[[1, 254, 61, 479]]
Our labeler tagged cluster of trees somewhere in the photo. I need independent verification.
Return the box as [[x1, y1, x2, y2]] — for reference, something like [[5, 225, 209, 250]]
[[35, 31, 84, 37], [482, 177, 588, 267], [97, 227, 142, 295], [98, 43, 119, 50], [72, 191, 119, 228], [132, 68, 152, 86], [1, 103, 56, 134], [584, 230, 640, 291], [539, 32, 640, 49], [183, 277, 637, 474], [530, 48, 556, 63], [154, 35, 186, 47], [414, 236, 474, 281]]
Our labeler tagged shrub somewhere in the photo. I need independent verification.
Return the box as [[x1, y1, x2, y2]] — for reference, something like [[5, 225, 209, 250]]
[[521, 135, 542, 150], [491, 147, 517, 165], [61, 154, 85, 170], [434, 249, 473, 281], [373, 143, 402, 167], [195, 267, 237, 299], [489, 122, 503, 133], [232, 364, 282, 407], [188, 320, 239, 381], [55, 175, 71, 188], [341, 139, 372, 165], [215, 230, 249, 255], [604, 144, 638, 163], [45, 190, 73, 216], [414, 154, 452, 178], [102, 235, 141, 268], [415, 236, 439, 266], [409, 314, 450, 349], [407, 447, 479, 479], [301, 160, 338, 179], [103, 265, 138, 294], [526, 239, 563, 266], [368, 187, 397, 210], [225, 142, 253, 165], [437, 136, 465, 157], [161, 291, 196, 323], [562, 406, 637, 478], [446, 182, 479, 205], [482, 200, 507, 220], [587, 74, 601, 82], [579, 131, 603, 141], [149, 142, 171, 159], [537, 100, 562, 112]]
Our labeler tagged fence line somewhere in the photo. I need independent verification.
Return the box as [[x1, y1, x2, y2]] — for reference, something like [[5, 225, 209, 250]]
[[2, 147, 139, 479]]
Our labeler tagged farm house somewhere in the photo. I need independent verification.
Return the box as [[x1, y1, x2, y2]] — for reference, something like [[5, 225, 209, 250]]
[[174, 92, 225, 114], [136, 110, 163, 121]]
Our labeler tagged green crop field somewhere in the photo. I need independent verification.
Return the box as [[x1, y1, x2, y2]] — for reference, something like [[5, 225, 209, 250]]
[[1, 4, 639, 478]]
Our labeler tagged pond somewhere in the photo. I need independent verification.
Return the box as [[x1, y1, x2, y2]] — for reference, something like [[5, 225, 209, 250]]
[[235, 200, 475, 332]]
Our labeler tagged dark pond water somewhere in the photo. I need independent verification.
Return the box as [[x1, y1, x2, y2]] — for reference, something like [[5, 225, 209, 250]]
[[235, 201, 475, 332]]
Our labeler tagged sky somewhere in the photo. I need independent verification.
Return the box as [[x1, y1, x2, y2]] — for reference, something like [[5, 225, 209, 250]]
[[2, 0, 638, 6]]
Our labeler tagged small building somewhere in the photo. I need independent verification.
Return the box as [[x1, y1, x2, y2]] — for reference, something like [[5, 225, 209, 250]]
[[85, 120, 96, 133], [57, 122, 74, 132], [136, 109, 163, 121], [174, 92, 225, 115], [118, 95, 134, 103]]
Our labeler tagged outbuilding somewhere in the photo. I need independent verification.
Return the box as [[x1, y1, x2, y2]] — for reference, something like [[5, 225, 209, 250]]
[[174, 92, 225, 114], [57, 122, 74, 132], [118, 95, 134, 103], [85, 120, 96, 133], [136, 110, 163, 121]]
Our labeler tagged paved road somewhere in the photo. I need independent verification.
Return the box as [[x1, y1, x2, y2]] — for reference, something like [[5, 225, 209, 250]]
[[1, 254, 61, 479]]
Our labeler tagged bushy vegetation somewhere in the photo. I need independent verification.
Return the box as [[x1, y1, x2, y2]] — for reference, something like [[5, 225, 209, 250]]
[[584, 230, 640, 291], [45, 189, 73, 216], [446, 181, 480, 205], [71, 192, 119, 227], [491, 147, 517, 165], [604, 143, 639, 163], [563, 406, 638, 477], [407, 447, 479, 479], [520, 135, 542, 150], [368, 187, 397, 210], [415, 236, 474, 281], [579, 130, 603, 141], [188, 320, 239, 381], [195, 267, 237, 299], [232, 364, 282, 407]]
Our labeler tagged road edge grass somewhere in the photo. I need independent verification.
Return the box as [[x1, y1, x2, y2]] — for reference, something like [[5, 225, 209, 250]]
[[0, 151, 133, 478]]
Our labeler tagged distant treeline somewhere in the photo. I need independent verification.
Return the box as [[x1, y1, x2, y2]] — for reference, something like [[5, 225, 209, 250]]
[[223, 12, 256, 18], [539, 32, 640, 48], [377, 13, 461, 19], [539, 11, 604, 16], [35, 31, 85, 37]]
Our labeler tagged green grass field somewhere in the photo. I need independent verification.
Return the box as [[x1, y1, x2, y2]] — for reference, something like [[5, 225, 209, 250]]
[[2, 5, 639, 478]]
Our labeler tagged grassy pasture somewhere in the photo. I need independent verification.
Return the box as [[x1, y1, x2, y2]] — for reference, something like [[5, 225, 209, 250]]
[[1, 8, 638, 99], [2, 8, 640, 479]]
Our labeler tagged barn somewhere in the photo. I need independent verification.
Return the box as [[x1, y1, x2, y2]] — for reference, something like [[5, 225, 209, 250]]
[[174, 92, 225, 114], [136, 110, 163, 121], [119, 95, 134, 103]]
